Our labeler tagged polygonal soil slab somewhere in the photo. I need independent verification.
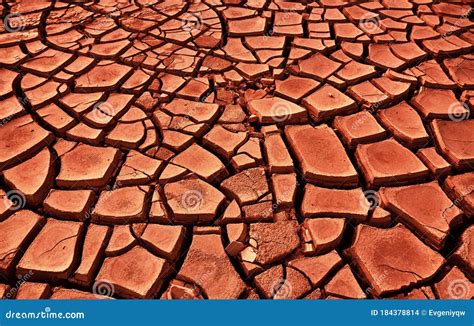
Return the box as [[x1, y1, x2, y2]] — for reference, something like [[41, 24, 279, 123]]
[[285, 124, 358, 188], [431, 119, 474, 170], [57, 144, 121, 188], [17, 219, 84, 281], [177, 228, 246, 299], [379, 182, 463, 250], [0, 210, 43, 277], [92, 186, 150, 224], [96, 246, 170, 299], [247, 97, 308, 124], [164, 178, 225, 224], [356, 138, 429, 188], [346, 224, 444, 296], [0, 115, 54, 170]]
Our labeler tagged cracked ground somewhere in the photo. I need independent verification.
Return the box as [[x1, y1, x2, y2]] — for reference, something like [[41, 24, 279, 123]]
[[0, 0, 473, 300]]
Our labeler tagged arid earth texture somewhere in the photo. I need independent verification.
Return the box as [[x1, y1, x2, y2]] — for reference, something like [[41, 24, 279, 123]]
[[0, 0, 473, 300]]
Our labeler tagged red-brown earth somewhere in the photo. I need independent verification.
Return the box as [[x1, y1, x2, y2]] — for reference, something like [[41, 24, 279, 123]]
[[0, 0, 473, 300]]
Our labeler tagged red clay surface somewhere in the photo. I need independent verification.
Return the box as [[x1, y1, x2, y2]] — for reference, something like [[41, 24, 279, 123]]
[[0, 0, 473, 300]]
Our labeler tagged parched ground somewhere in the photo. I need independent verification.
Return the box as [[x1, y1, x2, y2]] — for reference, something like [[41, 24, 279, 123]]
[[0, 0, 473, 300]]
